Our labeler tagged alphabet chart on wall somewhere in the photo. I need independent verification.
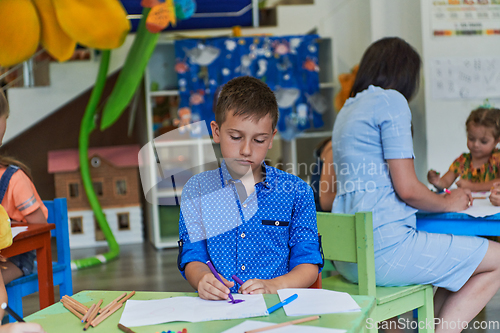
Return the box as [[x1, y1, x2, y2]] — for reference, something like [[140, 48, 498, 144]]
[[431, 0, 500, 36], [430, 57, 500, 99]]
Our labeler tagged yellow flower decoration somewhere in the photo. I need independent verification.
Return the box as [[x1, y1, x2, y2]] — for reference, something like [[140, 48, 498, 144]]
[[0, 0, 131, 67]]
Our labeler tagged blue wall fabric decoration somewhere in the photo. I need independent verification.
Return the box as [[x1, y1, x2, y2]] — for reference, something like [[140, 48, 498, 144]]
[[174, 34, 323, 140]]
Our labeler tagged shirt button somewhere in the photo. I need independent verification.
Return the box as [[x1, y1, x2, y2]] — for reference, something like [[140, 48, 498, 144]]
[[241, 232, 246, 238], [275, 221, 280, 226], [242, 204, 247, 208], [241, 265, 246, 271]]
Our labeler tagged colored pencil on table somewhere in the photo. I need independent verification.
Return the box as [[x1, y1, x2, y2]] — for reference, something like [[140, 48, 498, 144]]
[[84, 299, 103, 331], [244, 315, 320, 333], [81, 303, 96, 323], [99, 290, 135, 318], [61, 298, 87, 315], [1, 303, 24, 322], [61, 299, 86, 315], [118, 323, 136, 333], [62, 302, 83, 320], [62, 296, 88, 314], [100, 292, 127, 314], [63, 295, 88, 310], [118, 291, 136, 305], [91, 302, 123, 327]]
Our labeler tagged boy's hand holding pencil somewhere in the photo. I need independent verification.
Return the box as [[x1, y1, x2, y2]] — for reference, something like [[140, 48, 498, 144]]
[[239, 279, 279, 295], [188, 261, 234, 301]]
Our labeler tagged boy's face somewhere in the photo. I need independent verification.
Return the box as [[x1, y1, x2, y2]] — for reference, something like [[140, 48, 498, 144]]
[[211, 111, 277, 182]]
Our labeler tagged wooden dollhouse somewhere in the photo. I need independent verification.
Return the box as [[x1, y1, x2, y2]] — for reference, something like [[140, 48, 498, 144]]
[[48, 145, 143, 248]]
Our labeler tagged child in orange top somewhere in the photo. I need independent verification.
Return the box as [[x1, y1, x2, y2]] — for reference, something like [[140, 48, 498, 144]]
[[428, 107, 500, 192], [0, 90, 48, 333], [0, 91, 48, 285]]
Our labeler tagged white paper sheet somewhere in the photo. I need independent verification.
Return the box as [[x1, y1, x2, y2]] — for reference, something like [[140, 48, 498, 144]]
[[459, 197, 500, 218], [472, 191, 490, 199], [119, 294, 268, 327], [277, 289, 360, 317], [11, 226, 28, 239], [221, 320, 347, 333]]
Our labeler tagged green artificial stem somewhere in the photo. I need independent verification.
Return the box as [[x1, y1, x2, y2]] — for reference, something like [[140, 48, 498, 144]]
[[72, 50, 120, 270], [100, 7, 158, 130]]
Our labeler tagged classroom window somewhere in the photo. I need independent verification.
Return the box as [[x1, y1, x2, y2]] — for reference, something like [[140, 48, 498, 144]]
[[68, 183, 79, 198], [94, 216, 105, 241], [70, 217, 83, 234], [92, 181, 103, 196], [117, 213, 130, 230], [115, 180, 127, 196]]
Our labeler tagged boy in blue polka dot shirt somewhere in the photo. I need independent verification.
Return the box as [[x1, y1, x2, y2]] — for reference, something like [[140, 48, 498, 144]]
[[178, 76, 323, 300]]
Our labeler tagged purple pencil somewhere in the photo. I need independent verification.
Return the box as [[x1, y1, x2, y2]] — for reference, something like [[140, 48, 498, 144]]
[[206, 261, 243, 304]]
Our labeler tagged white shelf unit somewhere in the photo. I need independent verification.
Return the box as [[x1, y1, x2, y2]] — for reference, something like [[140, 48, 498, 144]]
[[143, 38, 335, 249]]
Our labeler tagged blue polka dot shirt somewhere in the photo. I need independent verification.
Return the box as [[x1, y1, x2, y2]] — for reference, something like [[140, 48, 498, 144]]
[[178, 161, 323, 293]]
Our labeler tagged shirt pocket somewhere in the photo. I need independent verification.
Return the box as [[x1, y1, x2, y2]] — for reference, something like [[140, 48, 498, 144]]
[[260, 220, 290, 253]]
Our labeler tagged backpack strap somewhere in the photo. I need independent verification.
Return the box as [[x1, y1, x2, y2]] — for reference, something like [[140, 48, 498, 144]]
[[0, 165, 19, 203]]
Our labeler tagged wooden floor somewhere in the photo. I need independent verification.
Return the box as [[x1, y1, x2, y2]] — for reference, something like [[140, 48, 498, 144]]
[[19, 242, 500, 332]]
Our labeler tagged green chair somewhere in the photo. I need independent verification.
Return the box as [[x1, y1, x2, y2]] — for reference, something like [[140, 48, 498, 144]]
[[317, 212, 434, 333]]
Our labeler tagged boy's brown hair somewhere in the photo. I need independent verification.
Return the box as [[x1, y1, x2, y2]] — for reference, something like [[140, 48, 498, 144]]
[[466, 107, 500, 139], [214, 76, 278, 130]]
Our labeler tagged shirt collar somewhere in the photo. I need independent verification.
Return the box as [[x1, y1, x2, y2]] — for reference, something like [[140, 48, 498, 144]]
[[219, 160, 273, 189]]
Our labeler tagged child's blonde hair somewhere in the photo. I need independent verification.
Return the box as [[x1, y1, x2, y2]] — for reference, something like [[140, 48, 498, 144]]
[[466, 107, 500, 140], [0, 90, 32, 180]]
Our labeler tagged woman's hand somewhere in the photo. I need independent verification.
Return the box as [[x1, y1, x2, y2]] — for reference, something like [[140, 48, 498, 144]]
[[239, 279, 279, 295], [444, 188, 473, 212]]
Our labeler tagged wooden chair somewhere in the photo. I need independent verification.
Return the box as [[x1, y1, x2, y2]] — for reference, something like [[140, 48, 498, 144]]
[[317, 212, 434, 333], [5, 198, 73, 322]]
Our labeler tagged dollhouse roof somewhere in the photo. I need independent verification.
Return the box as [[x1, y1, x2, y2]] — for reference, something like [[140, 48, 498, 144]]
[[48, 145, 140, 173]]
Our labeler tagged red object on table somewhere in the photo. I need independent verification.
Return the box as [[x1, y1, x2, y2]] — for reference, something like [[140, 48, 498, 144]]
[[2, 223, 55, 309]]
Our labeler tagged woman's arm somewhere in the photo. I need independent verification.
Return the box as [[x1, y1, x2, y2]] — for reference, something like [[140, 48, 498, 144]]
[[319, 142, 336, 212], [387, 159, 472, 212], [24, 207, 47, 224]]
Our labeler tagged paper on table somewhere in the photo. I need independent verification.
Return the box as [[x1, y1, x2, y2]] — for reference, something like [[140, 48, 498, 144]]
[[221, 320, 347, 333], [459, 197, 500, 218], [277, 289, 360, 317], [11, 226, 28, 239], [119, 294, 268, 327], [472, 191, 490, 199]]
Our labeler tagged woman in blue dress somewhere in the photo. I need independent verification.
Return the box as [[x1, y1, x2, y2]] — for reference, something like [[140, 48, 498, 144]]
[[331, 37, 500, 333]]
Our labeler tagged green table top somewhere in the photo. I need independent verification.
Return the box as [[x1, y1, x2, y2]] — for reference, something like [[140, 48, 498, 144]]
[[25, 291, 375, 333]]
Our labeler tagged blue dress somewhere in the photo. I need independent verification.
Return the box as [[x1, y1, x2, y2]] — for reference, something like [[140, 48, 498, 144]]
[[331, 85, 488, 292]]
